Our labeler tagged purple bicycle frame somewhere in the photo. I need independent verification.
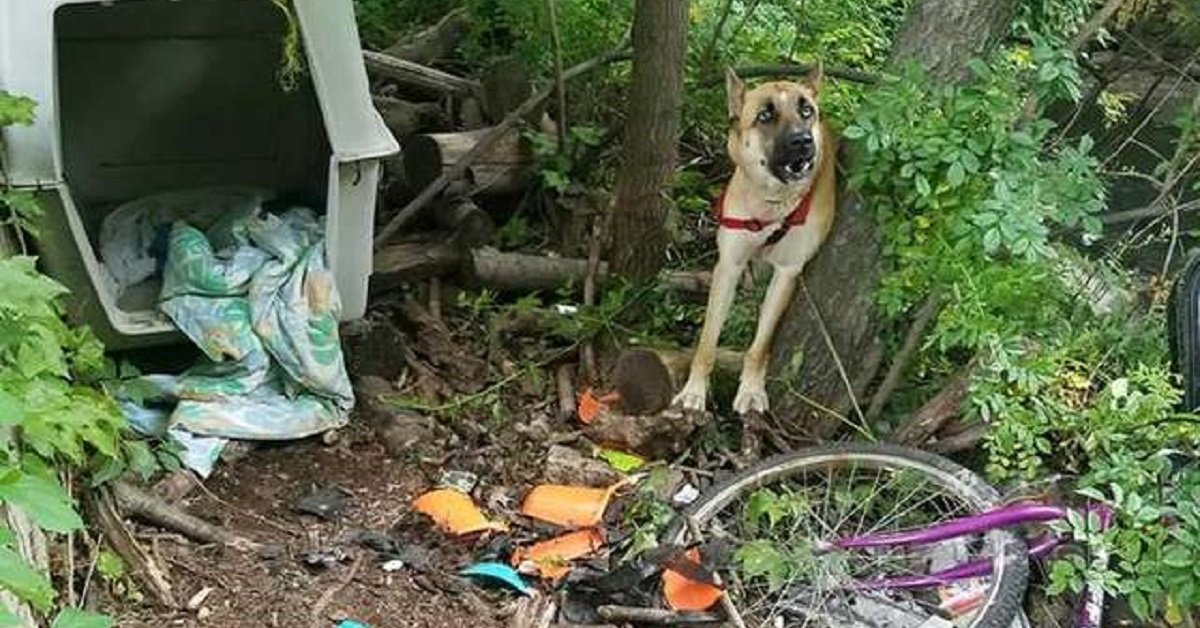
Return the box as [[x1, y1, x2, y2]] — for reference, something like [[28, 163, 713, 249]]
[[822, 501, 1114, 628]]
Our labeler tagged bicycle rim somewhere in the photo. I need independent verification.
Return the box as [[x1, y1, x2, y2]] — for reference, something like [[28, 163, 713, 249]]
[[662, 443, 1029, 628]]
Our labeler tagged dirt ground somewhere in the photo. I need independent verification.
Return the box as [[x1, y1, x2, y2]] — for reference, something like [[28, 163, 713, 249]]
[[103, 420, 511, 628]]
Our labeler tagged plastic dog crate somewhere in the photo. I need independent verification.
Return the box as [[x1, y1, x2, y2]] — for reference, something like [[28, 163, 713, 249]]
[[0, 0, 398, 349]]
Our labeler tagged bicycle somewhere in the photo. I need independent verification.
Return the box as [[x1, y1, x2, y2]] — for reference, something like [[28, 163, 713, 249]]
[[659, 442, 1112, 628]]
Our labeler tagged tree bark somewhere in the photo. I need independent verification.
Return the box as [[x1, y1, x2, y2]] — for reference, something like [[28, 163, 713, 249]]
[[767, 0, 1017, 436], [608, 0, 689, 279], [362, 51, 480, 98], [889, 0, 1019, 81], [403, 127, 537, 197]]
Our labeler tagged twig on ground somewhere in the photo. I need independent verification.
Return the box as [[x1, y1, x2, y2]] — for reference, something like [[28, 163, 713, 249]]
[[867, 292, 942, 422], [596, 606, 721, 624], [310, 552, 364, 626], [113, 481, 259, 551], [373, 46, 632, 249], [85, 486, 177, 608], [556, 363, 577, 422], [684, 516, 748, 628]]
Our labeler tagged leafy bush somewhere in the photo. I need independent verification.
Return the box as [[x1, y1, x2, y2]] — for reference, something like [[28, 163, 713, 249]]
[[0, 91, 145, 627]]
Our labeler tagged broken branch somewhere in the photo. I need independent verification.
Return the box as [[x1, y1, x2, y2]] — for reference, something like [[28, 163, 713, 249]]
[[866, 292, 942, 422]]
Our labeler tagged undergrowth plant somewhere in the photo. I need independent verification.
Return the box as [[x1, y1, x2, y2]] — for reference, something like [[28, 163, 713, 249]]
[[1, 91, 152, 627], [842, 39, 1198, 621]]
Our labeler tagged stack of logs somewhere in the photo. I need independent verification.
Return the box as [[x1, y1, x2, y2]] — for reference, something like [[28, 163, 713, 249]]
[[366, 9, 627, 293]]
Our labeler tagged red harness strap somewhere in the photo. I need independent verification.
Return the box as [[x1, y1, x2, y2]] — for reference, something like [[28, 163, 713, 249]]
[[712, 186, 814, 246]]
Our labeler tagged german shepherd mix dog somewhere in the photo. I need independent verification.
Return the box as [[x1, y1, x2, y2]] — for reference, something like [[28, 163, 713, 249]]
[[673, 65, 838, 415]]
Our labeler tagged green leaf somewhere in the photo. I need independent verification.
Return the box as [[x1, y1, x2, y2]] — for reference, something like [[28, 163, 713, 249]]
[[51, 610, 112, 628], [0, 92, 36, 127], [0, 472, 83, 533], [947, 161, 966, 188], [1129, 590, 1150, 620], [735, 540, 789, 590], [1163, 545, 1192, 568], [596, 448, 645, 473], [842, 125, 867, 140], [0, 546, 53, 611], [915, 173, 931, 197], [0, 392, 24, 427]]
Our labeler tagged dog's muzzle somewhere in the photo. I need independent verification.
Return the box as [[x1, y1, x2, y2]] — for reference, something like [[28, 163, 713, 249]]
[[771, 130, 816, 183]]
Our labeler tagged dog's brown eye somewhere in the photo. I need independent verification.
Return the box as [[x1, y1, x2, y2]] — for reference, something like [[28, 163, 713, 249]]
[[799, 101, 814, 119], [755, 106, 775, 124]]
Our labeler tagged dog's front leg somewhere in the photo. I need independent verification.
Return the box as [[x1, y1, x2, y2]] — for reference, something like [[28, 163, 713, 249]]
[[674, 254, 749, 411], [732, 266, 800, 414]]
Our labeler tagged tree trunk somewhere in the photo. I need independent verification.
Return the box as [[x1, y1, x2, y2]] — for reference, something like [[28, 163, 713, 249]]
[[889, 0, 1019, 81], [608, 0, 689, 279], [767, 0, 1017, 436]]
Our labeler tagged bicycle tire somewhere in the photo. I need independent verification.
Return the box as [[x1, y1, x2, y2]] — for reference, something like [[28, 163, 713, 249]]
[[663, 442, 1029, 628]]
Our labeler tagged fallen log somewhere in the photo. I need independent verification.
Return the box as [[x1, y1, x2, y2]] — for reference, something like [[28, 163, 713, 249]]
[[113, 481, 258, 551], [404, 127, 536, 197], [85, 486, 176, 608], [889, 369, 972, 447], [382, 7, 470, 65], [363, 51, 479, 97], [371, 245, 713, 294], [370, 240, 464, 293], [437, 198, 495, 248], [373, 96, 449, 138]]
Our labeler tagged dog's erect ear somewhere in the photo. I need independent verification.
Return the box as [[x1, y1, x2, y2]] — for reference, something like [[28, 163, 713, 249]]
[[725, 66, 746, 121], [807, 61, 824, 94]]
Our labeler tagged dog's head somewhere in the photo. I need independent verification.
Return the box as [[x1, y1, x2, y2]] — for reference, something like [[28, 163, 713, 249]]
[[725, 65, 825, 189]]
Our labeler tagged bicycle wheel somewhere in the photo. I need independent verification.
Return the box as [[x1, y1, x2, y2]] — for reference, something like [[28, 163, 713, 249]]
[[662, 442, 1029, 628]]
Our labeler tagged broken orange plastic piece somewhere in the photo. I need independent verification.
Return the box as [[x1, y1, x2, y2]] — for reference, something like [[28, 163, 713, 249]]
[[662, 548, 723, 612], [577, 389, 619, 424], [511, 527, 606, 581], [520, 481, 625, 528], [412, 489, 508, 536]]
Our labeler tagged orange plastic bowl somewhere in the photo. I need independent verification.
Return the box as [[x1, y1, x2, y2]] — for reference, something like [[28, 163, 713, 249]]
[[662, 548, 723, 612], [413, 489, 508, 536], [511, 527, 606, 581], [520, 482, 624, 528]]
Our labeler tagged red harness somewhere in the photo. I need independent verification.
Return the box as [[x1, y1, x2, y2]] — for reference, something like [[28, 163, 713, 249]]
[[712, 186, 814, 246]]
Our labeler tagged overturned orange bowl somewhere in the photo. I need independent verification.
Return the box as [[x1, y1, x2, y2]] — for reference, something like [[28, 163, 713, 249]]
[[520, 482, 624, 528], [413, 489, 508, 536], [662, 548, 723, 612], [512, 527, 606, 581]]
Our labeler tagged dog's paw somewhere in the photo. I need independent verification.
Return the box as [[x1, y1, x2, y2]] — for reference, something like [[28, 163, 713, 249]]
[[733, 383, 770, 415], [672, 381, 709, 412]]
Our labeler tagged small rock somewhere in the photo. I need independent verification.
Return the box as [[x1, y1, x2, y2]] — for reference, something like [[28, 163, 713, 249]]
[[381, 559, 405, 572], [342, 313, 407, 380], [613, 348, 674, 415], [356, 377, 441, 457], [196, 607, 212, 621], [582, 407, 706, 459], [542, 445, 621, 487], [186, 586, 214, 611], [295, 487, 349, 521]]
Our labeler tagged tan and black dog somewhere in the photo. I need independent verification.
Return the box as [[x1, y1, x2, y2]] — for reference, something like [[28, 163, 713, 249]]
[[674, 65, 838, 415]]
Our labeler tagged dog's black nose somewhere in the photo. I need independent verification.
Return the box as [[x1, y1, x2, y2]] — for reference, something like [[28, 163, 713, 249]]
[[788, 131, 814, 149]]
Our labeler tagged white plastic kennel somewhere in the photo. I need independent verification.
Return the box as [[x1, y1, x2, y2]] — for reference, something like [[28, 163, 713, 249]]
[[0, 0, 398, 349]]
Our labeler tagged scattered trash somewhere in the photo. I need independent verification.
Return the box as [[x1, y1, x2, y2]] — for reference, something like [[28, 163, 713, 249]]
[[672, 483, 700, 506], [381, 559, 405, 572], [553, 304, 579, 315], [661, 548, 722, 612], [295, 487, 349, 521], [520, 482, 625, 528], [437, 470, 479, 494], [596, 448, 645, 474], [460, 562, 533, 596], [576, 389, 618, 425], [413, 489, 508, 535], [512, 528, 606, 581], [336, 620, 369, 628]]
